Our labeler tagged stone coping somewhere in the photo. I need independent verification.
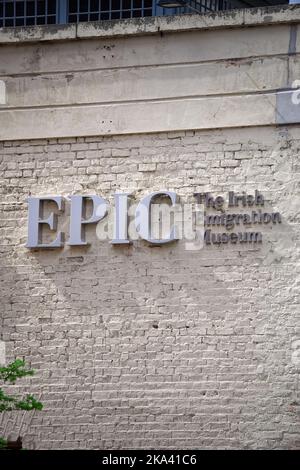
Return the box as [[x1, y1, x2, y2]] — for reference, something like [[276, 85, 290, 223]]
[[0, 5, 299, 44]]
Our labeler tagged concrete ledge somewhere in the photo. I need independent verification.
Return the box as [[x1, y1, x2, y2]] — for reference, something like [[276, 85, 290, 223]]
[[0, 92, 284, 141], [0, 57, 290, 108], [0, 5, 299, 44], [0, 23, 77, 44]]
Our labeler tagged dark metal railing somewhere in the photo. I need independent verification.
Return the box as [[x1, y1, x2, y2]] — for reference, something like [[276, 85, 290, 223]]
[[0, 0, 57, 27], [68, 0, 153, 22]]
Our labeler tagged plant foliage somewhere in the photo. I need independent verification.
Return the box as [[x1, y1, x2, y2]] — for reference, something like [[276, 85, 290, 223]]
[[0, 359, 43, 448]]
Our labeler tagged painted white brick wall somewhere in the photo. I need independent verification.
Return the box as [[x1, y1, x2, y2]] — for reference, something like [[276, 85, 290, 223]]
[[0, 125, 299, 449]]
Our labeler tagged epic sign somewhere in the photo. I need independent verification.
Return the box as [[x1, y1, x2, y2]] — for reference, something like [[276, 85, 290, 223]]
[[26, 191, 179, 249]]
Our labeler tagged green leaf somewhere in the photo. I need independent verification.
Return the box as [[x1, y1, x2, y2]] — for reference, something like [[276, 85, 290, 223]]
[[0, 437, 7, 449], [0, 359, 35, 384], [0, 360, 43, 415]]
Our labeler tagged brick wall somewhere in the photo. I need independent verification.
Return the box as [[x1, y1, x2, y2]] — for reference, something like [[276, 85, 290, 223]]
[[0, 125, 299, 449]]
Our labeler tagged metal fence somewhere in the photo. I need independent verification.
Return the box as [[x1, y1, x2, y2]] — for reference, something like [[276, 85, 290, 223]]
[[0, 0, 57, 27], [68, 0, 153, 22]]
